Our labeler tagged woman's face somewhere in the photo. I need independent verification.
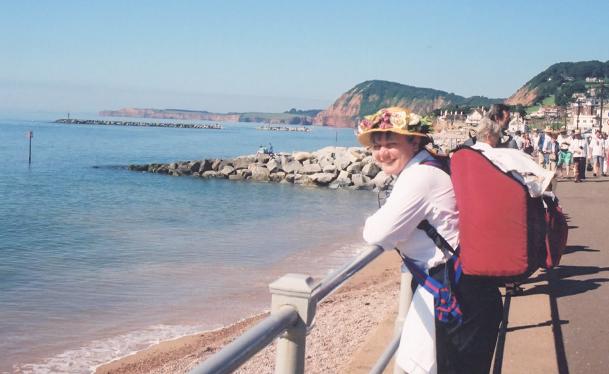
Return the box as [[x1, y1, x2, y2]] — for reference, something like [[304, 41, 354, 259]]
[[370, 133, 418, 175]]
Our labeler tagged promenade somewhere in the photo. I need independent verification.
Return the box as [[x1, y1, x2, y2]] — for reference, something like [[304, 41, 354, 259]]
[[346, 175, 609, 374]]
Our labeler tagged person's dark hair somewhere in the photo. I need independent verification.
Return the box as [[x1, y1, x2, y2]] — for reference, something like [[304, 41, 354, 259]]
[[488, 104, 510, 122], [515, 130, 522, 136], [371, 132, 430, 150]]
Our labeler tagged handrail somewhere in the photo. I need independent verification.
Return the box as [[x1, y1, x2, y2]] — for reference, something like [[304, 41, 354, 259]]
[[189, 306, 299, 374], [189, 244, 407, 374], [312, 245, 384, 302], [369, 334, 401, 374]]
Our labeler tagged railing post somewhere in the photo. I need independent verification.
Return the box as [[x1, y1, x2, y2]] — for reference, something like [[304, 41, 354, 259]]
[[269, 273, 318, 374], [393, 270, 413, 374]]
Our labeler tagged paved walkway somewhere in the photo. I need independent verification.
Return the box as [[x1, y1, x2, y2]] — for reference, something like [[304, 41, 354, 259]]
[[344, 174, 609, 373]]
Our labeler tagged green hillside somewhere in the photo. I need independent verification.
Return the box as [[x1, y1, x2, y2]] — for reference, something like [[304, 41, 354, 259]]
[[521, 60, 609, 106], [351, 80, 503, 116]]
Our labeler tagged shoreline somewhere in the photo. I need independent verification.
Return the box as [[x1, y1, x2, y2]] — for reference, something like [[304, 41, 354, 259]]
[[95, 250, 402, 374]]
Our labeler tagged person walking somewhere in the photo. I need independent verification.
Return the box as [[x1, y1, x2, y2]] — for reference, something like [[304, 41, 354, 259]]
[[358, 107, 502, 374], [589, 130, 606, 177], [569, 129, 588, 182]]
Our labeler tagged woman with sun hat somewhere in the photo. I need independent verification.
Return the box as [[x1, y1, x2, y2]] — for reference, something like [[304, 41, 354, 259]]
[[358, 107, 502, 374]]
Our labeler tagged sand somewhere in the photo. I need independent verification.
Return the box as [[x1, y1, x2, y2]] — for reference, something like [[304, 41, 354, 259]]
[[95, 251, 402, 374]]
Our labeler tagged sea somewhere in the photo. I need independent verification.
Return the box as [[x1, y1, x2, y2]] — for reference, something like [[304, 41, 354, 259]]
[[0, 115, 379, 373]]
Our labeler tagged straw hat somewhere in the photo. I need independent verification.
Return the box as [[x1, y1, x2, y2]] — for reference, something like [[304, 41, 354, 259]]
[[356, 107, 431, 147]]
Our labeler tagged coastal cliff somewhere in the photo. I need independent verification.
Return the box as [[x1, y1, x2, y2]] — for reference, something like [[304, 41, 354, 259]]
[[313, 80, 502, 127]]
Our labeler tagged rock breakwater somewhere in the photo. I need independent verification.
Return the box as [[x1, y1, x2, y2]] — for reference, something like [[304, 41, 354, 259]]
[[128, 147, 393, 191]]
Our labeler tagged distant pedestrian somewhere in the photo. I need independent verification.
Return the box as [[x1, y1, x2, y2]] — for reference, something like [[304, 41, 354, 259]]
[[569, 129, 587, 182], [589, 130, 606, 177], [556, 142, 573, 178]]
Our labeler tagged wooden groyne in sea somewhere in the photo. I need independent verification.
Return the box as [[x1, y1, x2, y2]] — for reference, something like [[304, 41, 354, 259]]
[[55, 118, 223, 130], [128, 146, 393, 191]]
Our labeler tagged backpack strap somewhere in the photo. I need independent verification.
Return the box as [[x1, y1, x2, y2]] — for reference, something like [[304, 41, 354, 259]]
[[396, 249, 463, 324], [419, 156, 451, 175]]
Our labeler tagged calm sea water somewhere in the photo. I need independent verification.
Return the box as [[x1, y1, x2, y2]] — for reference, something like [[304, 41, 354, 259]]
[[0, 117, 378, 373]]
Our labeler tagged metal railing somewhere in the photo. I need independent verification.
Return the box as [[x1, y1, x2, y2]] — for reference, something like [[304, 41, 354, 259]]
[[189, 245, 413, 374]]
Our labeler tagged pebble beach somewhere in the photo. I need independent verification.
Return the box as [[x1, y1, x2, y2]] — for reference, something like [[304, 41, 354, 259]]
[[96, 251, 402, 374]]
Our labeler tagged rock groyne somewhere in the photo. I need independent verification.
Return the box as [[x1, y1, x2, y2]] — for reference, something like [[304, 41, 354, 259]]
[[128, 147, 393, 191]]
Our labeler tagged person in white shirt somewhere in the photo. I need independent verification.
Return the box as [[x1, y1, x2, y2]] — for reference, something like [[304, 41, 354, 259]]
[[358, 107, 501, 374], [569, 129, 588, 182], [589, 130, 606, 177], [472, 118, 556, 197]]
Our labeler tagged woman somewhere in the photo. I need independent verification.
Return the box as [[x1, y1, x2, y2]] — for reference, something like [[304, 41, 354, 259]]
[[358, 107, 502, 374]]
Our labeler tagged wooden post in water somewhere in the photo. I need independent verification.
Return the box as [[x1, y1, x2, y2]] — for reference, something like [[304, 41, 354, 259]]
[[27, 130, 33, 165]]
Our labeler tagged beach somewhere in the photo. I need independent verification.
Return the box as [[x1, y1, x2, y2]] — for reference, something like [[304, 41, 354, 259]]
[[96, 251, 402, 374]]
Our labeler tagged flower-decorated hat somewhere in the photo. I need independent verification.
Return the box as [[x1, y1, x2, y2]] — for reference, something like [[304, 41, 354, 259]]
[[356, 107, 431, 147]]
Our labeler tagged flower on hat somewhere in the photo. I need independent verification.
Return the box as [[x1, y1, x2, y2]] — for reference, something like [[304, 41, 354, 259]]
[[356, 107, 432, 147]]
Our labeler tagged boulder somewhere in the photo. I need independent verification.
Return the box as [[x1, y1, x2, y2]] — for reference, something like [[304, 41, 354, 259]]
[[372, 171, 393, 189], [293, 151, 312, 162], [312, 146, 341, 159], [233, 156, 255, 170], [168, 162, 178, 170], [199, 159, 214, 173], [310, 172, 336, 185], [293, 174, 313, 185], [348, 147, 367, 161], [362, 162, 381, 178], [270, 171, 286, 183], [211, 159, 222, 171], [351, 173, 373, 190], [256, 154, 271, 163], [156, 166, 169, 174], [266, 158, 281, 173], [302, 163, 322, 174], [335, 170, 352, 187], [220, 165, 235, 176], [322, 164, 337, 173], [189, 161, 201, 172], [346, 162, 363, 174], [250, 165, 270, 181], [228, 174, 244, 181], [218, 160, 233, 170], [283, 160, 303, 174], [318, 155, 335, 171], [236, 169, 252, 178], [285, 174, 297, 183]]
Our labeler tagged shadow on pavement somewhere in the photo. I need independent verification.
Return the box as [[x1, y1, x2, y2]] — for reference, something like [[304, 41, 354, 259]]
[[562, 245, 598, 254], [494, 261, 609, 373]]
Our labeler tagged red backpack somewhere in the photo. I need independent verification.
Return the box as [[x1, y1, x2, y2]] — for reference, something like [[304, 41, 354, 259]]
[[448, 146, 568, 281]]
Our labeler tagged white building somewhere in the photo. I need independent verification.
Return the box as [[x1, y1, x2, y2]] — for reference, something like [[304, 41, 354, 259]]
[[465, 109, 484, 126]]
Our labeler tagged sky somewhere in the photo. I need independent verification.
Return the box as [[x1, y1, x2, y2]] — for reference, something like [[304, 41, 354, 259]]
[[1, 0, 608, 115]]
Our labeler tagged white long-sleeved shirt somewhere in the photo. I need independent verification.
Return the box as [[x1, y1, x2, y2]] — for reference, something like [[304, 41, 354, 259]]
[[363, 149, 458, 269], [569, 138, 588, 158]]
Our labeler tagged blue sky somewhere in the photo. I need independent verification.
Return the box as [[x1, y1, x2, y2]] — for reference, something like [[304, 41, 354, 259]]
[[1, 0, 608, 115]]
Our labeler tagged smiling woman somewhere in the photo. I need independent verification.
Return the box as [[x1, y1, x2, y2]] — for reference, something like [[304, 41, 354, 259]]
[[356, 107, 502, 374]]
